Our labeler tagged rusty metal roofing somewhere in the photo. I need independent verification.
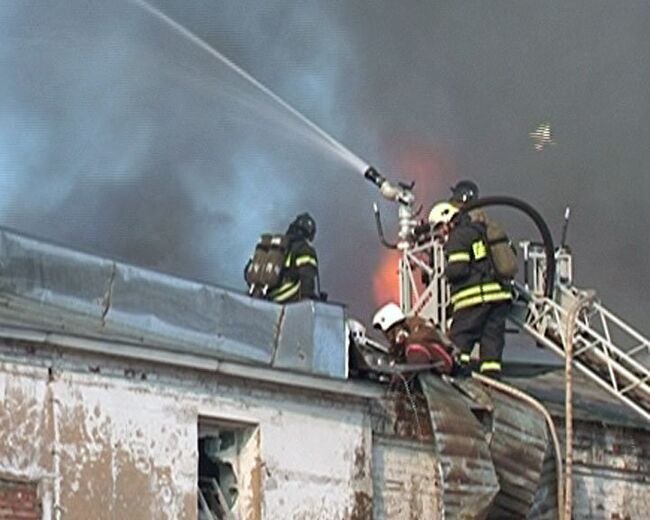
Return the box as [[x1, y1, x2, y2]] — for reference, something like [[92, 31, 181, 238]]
[[419, 374, 499, 519], [527, 447, 561, 520], [506, 369, 650, 431], [487, 386, 550, 519], [418, 374, 558, 519], [416, 368, 647, 519]]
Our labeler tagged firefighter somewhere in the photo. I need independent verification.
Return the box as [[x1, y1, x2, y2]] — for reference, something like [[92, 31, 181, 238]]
[[428, 201, 512, 379], [268, 212, 321, 303], [450, 179, 479, 206], [372, 302, 454, 374], [449, 179, 489, 224]]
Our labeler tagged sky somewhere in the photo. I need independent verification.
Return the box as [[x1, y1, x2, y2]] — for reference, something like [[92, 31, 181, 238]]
[[1, 0, 649, 338]]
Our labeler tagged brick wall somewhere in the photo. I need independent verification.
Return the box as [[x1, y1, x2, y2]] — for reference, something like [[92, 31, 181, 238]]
[[0, 479, 40, 520]]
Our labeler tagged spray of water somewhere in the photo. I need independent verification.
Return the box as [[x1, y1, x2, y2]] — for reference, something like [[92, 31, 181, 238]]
[[129, 0, 369, 174]]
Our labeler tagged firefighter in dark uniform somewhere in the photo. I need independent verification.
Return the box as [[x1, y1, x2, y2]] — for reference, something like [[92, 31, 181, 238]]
[[450, 179, 489, 224], [450, 179, 479, 206], [428, 201, 512, 378], [268, 213, 320, 303]]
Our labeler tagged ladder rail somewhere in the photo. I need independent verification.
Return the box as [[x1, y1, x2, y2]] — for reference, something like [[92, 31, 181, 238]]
[[560, 286, 650, 360], [569, 311, 649, 391], [593, 298, 650, 358], [400, 236, 650, 422], [518, 283, 650, 385], [595, 307, 620, 391], [545, 295, 650, 387], [405, 256, 420, 302], [514, 318, 650, 423], [514, 296, 650, 421]]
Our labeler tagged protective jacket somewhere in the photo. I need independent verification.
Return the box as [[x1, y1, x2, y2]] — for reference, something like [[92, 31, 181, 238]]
[[268, 234, 318, 303], [444, 213, 511, 312], [396, 316, 454, 374], [405, 316, 448, 349]]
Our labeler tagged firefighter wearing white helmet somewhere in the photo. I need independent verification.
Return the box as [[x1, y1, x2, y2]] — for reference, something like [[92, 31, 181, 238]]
[[372, 302, 405, 332], [429, 199, 512, 379], [427, 201, 459, 243], [372, 303, 454, 374]]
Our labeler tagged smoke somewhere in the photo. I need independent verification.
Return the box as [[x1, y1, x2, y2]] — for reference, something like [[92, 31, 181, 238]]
[[0, 0, 376, 303], [1, 0, 649, 334]]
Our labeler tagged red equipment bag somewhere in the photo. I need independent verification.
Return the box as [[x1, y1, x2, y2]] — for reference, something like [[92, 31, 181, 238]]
[[404, 342, 454, 374]]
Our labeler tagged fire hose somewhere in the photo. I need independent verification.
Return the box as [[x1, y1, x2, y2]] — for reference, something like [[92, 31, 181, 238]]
[[460, 196, 556, 299]]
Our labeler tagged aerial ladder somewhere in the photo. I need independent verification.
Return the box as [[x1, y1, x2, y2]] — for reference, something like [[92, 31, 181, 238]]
[[372, 180, 650, 423], [511, 243, 650, 422]]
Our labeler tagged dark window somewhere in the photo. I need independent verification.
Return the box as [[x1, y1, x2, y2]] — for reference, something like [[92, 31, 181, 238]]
[[197, 419, 259, 520]]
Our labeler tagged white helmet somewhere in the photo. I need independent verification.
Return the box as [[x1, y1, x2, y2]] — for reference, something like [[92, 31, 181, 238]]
[[428, 201, 459, 227], [372, 302, 406, 332]]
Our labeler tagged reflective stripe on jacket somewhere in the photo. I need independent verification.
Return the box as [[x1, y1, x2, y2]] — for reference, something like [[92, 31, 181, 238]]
[[444, 216, 511, 311], [269, 237, 318, 302], [269, 279, 301, 302]]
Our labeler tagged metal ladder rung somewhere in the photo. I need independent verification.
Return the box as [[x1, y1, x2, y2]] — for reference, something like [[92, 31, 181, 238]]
[[573, 338, 601, 357], [572, 339, 649, 383], [620, 375, 650, 396], [519, 322, 650, 422], [540, 298, 650, 382], [571, 344, 649, 395], [572, 334, 650, 385], [626, 342, 650, 357], [571, 357, 650, 421]]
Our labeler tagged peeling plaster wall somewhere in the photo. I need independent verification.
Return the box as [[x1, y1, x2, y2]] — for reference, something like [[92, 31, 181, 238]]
[[2, 351, 650, 520], [0, 358, 373, 520], [0, 361, 197, 519], [51, 373, 197, 519], [192, 381, 373, 519], [0, 363, 51, 483], [371, 436, 440, 519]]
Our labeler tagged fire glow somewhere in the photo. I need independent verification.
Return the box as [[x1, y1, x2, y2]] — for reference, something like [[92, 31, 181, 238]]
[[371, 137, 454, 308], [372, 250, 401, 306]]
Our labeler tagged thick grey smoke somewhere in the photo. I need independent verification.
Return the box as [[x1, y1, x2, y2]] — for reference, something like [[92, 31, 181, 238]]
[[0, 0, 381, 313], [1, 0, 650, 336]]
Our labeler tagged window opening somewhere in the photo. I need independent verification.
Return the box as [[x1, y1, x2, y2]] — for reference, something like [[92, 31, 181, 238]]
[[197, 419, 259, 520]]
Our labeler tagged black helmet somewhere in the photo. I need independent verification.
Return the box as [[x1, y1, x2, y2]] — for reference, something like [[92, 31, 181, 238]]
[[450, 180, 479, 204], [288, 212, 316, 241]]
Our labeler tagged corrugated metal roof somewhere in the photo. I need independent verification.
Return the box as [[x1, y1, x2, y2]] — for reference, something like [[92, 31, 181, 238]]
[[506, 369, 650, 431], [487, 387, 550, 519], [526, 447, 560, 520], [419, 374, 499, 519], [416, 374, 563, 519]]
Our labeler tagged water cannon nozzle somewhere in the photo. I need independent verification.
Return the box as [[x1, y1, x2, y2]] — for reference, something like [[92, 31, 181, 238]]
[[364, 166, 385, 188], [364, 165, 413, 205]]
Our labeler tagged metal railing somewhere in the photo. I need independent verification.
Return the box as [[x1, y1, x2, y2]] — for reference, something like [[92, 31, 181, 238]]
[[402, 238, 650, 422], [511, 283, 650, 422]]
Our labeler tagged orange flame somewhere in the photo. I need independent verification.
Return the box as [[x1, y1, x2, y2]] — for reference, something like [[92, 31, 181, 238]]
[[371, 136, 456, 308], [372, 250, 401, 306]]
